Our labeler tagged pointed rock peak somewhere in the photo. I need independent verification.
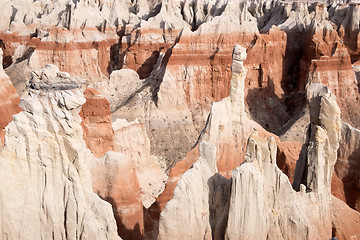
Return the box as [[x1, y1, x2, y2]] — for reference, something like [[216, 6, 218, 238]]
[[199, 141, 217, 173], [293, 83, 341, 194], [307, 83, 341, 149], [229, 44, 247, 106], [231, 44, 247, 74], [244, 129, 277, 166], [232, 44, 247, 61]]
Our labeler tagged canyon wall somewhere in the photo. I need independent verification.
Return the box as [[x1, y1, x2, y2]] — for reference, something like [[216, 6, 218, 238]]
[[0, 1, 359, 240]]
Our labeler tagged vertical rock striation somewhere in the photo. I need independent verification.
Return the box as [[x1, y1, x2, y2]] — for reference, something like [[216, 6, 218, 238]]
[[204, 44, 277, 178], [158, 141, 230, 240], [0, 64, 120, 240]]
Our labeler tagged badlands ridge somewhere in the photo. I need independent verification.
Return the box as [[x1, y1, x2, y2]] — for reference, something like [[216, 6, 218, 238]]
[[0, 0, 359, 239]]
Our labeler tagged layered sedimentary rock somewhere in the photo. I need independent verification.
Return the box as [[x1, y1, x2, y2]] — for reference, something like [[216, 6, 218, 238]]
[[1, 0, 121, 80], [0, 64, 120, 239], [90, 151, 144, 240], [80, 88, 115, 158], [159, 81, 360, 239], [0, 1, 359, 239], [148, 44, 277, 229], [0, 49, 21, 147], [112, 118, 167, 208], [300, 4, 360, 128], [80, 83, 166, 209], [203, 44, 278, 178], [1, 0, 359, 170]]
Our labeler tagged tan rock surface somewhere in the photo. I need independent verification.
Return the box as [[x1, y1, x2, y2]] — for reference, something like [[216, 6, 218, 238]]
[[113, 118, 167, 208], [158, 141, 230, 240], [0, 64, 120, 240]]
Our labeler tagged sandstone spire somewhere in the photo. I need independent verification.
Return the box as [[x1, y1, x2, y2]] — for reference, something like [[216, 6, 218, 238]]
[[293, 83, 341, 194], [158, 141, 230, 240]]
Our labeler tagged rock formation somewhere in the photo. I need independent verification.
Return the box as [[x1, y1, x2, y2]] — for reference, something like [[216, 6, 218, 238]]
[[0, 1, 359, 239], [333, 122, 360, 212], [0, 64, 120, 239], [90, 151, 144, 240], [80, 88, 115, 158], [158, 82, 360, 240], [203, 44, 278, 178], [112, 118, 167, 208], [2, 0, 360, 171], [158, 141, 230, 240], [0, 48, 21, 147], [229, 83, 343, 239]]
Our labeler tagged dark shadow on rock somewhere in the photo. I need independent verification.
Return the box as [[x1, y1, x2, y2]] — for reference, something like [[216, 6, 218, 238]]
[[144, 28, 183, 107], [207, 173, 231, 240], [246, 77, 290, 134], [137, 50, 161, 79], [99, 195, 144, 240], [0, 40, 13, 68], [342, 147, 360, 211], [107, 41, 120, 75], [292, 124, 311, 191], [143, 203, 160, 239], [281, 27, 306, 95]]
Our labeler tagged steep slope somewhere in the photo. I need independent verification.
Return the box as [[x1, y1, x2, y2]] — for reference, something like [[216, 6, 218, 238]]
[[0, 64, 120, 239], [158, 141, 230, 240], [0, 49, 21, 147], [158, 82, 360, 239]]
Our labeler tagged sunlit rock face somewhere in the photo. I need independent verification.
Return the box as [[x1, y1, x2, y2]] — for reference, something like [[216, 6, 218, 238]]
[[2, 1, 360, 170], [0, 1, 359, 239], [0, 64, 120, 240], [157, 82, 360, 240]]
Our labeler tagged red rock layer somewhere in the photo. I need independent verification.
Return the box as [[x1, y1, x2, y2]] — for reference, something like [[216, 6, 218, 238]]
[[80, 88, 115, 158], [0, 27, 119, 79], [91, 153, 145, 240], [331, 196, 360, 240], [276, 141, 302, 184], [300, 20, 360, 128], [120, 28, 175, 79], [0, 69, 22, 148], [0, 31, 31, 67], [121, 27, 290, 132]]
